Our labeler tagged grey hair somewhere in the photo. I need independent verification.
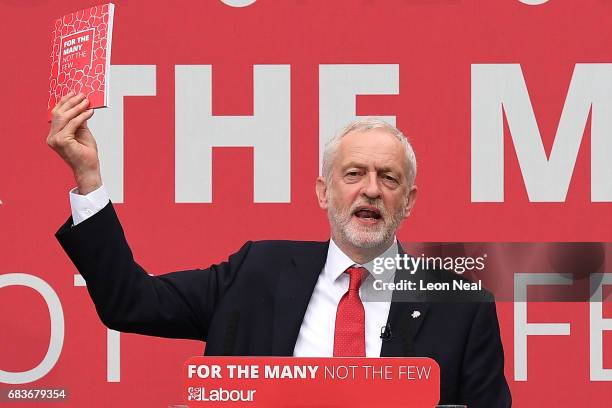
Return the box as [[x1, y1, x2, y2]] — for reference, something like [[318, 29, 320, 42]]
[[321, 118, 417, 186]]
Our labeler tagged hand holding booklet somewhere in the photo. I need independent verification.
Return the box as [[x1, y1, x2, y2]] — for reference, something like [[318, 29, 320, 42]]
[[47, 2, 115, 119]]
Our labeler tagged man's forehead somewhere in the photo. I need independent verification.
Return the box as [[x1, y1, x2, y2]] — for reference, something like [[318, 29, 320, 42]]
[[336, 130, 406, 169]]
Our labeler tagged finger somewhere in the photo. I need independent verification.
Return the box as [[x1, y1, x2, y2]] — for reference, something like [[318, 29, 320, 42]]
[[55, 91, 74, 109], [64, 109, 94, 134], [51, 91, 75, 115], [63, 98, 90, 122], [51, 94, 87, 132], [56, 93, 86, 116]]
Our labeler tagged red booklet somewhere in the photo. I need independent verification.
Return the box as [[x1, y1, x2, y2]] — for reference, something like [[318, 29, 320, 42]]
[[47, 3, 115, 118]]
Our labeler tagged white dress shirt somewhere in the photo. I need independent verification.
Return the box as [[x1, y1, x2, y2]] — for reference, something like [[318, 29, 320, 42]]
[[293, 239, 395, 357], [68, 185, 396, 356], [69, 185, 110, 226]]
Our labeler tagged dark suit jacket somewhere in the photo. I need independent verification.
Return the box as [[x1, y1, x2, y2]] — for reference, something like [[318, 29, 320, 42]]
[[56, 203, 511, 407]]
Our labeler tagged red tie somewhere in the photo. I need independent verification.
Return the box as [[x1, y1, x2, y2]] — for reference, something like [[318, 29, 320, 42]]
[[334, 266, 366, 357]]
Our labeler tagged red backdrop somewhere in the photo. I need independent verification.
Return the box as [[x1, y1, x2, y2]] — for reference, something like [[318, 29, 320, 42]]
[[1, 0, 611, 406]]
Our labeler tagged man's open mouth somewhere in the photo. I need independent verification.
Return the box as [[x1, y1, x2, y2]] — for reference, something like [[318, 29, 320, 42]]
[[352, 206, 382, 222]]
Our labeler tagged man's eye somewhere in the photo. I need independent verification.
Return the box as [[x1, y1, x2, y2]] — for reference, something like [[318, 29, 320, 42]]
[[346, 171, 359, 177], [383, 175, 397, 182]]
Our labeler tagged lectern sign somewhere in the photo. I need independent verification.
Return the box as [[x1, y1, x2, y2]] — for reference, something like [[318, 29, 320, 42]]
[[183, 357, 440, 407]]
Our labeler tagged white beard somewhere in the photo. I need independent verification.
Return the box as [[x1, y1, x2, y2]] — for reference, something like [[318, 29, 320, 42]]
[[327, 190, 407, 249]]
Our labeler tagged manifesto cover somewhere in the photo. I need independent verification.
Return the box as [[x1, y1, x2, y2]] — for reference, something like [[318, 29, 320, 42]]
[[47, 3, 115, 118]]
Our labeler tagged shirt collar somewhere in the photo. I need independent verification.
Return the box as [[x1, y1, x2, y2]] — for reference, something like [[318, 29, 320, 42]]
[[324, 237, 399, 283]]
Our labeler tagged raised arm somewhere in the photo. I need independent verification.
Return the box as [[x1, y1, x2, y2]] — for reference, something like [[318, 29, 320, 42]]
[[47, 93, 250, 340]]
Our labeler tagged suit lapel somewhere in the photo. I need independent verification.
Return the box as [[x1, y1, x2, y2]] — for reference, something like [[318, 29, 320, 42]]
[[380, 297, 430, 356], [269, 240, 432, 357], [271, 241, 328, 355], [381, 243, 430, 357]]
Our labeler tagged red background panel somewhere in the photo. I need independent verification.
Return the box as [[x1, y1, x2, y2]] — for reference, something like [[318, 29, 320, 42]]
[[0, 0, 611, 406]]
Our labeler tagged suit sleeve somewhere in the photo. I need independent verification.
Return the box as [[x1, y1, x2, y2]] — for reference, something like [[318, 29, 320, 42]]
[[55, 202, 252, 341], [460, 298, 512, 407]]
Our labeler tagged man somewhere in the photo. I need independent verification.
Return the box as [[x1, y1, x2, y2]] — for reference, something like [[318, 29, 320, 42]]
[[47, 92, 511, 406]]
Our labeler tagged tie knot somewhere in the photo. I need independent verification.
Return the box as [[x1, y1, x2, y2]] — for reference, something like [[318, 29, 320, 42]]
[[345, 266, 367, 291]]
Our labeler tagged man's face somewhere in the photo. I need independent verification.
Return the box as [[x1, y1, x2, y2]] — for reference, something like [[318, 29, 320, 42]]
[[316, 129, 417, 250]]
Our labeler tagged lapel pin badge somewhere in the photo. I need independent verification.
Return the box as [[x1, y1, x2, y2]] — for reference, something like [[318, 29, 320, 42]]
[[411, 310, 421, 319]]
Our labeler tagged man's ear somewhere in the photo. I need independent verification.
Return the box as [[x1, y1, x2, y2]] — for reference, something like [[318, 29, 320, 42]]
[[315, 176, 329, 210], [403, 185, 418, 219]]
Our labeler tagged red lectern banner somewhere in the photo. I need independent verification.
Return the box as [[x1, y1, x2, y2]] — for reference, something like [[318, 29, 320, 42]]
[[183, 357, 440, 407]]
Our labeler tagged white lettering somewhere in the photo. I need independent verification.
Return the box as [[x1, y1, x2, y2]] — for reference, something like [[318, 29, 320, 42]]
[[74, 275, 121, 382], [589, 273, 612, 380], [513, 273, 572, 381], [175, 65, 291, 203], [88, 65, 157, 203], [319, 64, 399, 174], [0, 274, 64, 384], [472, 64, 612, 202]]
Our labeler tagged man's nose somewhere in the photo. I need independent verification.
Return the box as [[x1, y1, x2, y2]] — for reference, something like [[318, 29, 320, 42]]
[[362, 172, 381, 199]]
